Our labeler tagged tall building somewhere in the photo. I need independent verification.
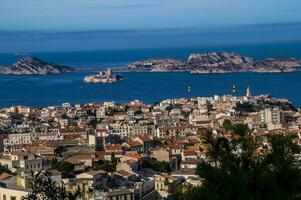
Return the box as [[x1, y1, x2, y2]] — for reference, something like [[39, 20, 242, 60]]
[[95, 132, 106, 151], [260, 107, 283, 130], [88, 130, 106, 151]]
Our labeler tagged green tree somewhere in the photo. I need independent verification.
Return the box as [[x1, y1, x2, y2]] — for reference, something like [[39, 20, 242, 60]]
[[143, 158, 171, 173], [22, 172, 82, 200], [111, 152, 117, 165], [176, 123, 301, 200], [222, 119, 232, 131], [92, 153, 118, 172], [171, 183, 200, 200], [52, 159, 74, 172], [51, 159, 75, 177], [237, 102, 255, 112], [153, 160, 171, 173], [0, 165, 13, 174], [54, 146, 66, 156], [88, 118, 98, 129]]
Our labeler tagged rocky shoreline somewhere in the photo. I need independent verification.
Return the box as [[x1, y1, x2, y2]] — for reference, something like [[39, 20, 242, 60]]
[[1, 52, 300, 76], [127, 52, 301, 73], [0, 57, 75, 75]]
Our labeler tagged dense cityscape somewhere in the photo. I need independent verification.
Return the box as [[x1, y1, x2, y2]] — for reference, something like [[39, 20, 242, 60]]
[[2, 0, 301, 199], [0, 87, 300, 199]]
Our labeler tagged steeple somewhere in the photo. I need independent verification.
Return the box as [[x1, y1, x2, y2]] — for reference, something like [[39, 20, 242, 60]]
[[246, 86, 251, 98]]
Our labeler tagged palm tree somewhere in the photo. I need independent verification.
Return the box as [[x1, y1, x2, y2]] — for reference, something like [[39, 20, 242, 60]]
[[22, 171, 82, 200], [175, 123, 301, 200]]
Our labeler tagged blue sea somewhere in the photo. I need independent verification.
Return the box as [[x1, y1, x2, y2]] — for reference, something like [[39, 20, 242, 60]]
[[1, 42, 301, 107]]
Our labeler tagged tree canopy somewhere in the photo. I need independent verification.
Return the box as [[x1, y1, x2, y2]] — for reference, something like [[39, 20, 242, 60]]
[[22, 172, 82, 200], [142, 158, 171, 173], [51, 159, 74, 172], [0, 165, 13, 175], [92, 152, 118, 172], [51, 159, 75, 178], [175, 123, 301, 200]]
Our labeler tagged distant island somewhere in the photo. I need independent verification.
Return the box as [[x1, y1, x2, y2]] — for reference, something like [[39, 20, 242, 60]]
[[1, 52, 300, 76], [127, 52, 301, 73], [0, 57, 75, 75], [84, 68, 124, 83]]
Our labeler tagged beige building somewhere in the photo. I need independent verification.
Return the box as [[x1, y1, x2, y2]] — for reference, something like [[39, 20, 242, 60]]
[[0, 175, 30, 200], [6, 133, 32, 150], [102, 188, 134, 200], [156, 125, 195, 138], [260, 107, 283, 130], [129, 123, 155, 136], [110, 123, 129, 137], [0, 151, 44, 173], [151, 148, 170, 162], [96, 107, 106, 118], [154, 174, 181, 199], [213, 98, 236, 114], [76, 170, 108, 189], [189, 109, 210, 126]]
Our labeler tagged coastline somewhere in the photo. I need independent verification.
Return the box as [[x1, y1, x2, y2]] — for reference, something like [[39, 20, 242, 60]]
[[116, 67, 301, 74]]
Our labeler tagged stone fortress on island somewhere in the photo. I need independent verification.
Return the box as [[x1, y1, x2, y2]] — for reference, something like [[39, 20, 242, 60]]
[[84, 68, 124, 83]]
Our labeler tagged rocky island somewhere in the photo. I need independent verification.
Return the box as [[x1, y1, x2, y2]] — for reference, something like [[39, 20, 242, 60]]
[[127, 52, 301, 73], [0, 57, 75, 75], [84, 68, 124, 83], [128, 58, 188, 72]]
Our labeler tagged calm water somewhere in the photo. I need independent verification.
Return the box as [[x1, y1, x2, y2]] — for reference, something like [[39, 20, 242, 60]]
[[2, 42, 301, 67], [1, 42, 301, 107], [0, 71, 301, 107]]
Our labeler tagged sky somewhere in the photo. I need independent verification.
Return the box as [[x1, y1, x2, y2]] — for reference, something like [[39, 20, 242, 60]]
[[0, 0, 301, 31], [0, 0, 301, 52]]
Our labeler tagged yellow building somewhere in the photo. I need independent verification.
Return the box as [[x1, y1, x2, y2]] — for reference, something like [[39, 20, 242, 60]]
[[154, 174, 181, 199], [0, 175, 30, 200]]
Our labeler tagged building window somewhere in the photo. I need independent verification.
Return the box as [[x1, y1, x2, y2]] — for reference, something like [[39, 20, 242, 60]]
[[3, 194, 6, 200], [10, 197, 16, 200]]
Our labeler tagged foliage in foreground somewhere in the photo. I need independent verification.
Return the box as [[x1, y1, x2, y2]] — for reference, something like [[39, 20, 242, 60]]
[[22, 172, 82, 200], [175, 123, 301, 200]]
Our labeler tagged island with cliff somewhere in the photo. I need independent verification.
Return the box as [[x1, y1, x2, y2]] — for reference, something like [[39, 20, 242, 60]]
[[0, 57, 75, 75], [1, 52, 300, 76], [127, 52, 301, 73]]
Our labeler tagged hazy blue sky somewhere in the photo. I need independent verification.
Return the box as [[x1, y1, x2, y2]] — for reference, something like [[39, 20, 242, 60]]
[[1, 0, 301, 52], [1, 0, 301, 31]]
